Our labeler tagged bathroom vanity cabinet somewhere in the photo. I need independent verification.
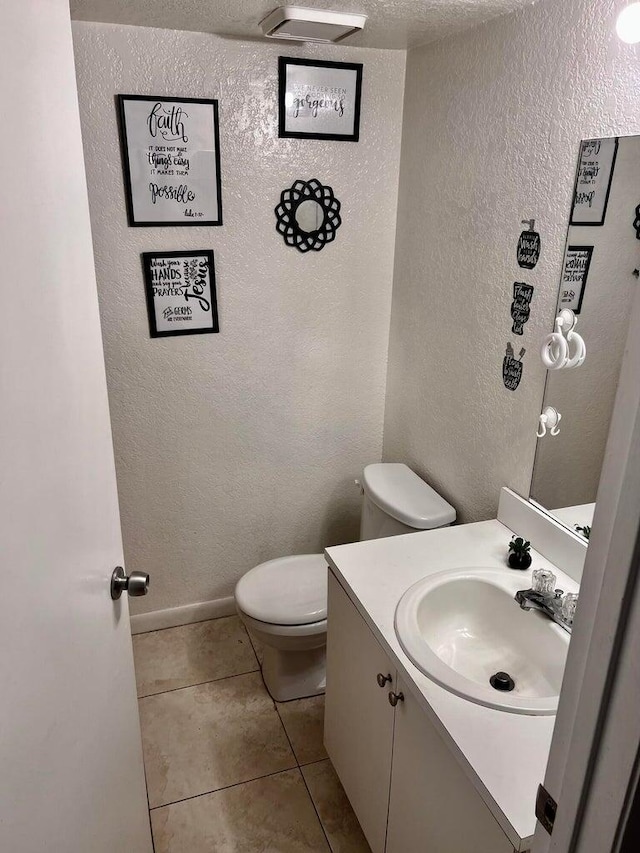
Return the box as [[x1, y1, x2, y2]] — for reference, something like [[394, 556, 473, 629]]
[[325, 572, 517, 853]]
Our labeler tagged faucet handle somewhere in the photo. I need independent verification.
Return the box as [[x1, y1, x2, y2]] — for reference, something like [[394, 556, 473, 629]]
[[561, 593, 578, 624], [532, 568, 556, 595]]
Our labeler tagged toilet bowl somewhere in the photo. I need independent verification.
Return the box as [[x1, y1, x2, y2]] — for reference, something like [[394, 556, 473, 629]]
[[235, 463, 456, 702], [235, 554, 328, 702]]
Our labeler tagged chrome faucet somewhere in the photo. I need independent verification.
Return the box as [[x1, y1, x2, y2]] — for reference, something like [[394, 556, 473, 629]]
[[515, 569, 577, 634]]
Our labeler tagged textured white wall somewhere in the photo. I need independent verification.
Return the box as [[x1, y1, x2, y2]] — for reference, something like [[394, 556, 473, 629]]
[[531, 134, 639, 511], [384, 0, 640, 523], [72, 22, 405, 614]]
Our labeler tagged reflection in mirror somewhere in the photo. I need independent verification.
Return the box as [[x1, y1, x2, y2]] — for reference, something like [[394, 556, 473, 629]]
[[295, 199, 325, 233], [530, 135, 639, 541]]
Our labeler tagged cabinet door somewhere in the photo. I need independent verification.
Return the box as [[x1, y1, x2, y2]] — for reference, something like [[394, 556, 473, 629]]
[[325, 573, 396, 853], [386, 677, 515, 853]]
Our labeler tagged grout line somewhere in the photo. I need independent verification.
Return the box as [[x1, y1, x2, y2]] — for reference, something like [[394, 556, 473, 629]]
[[299, 762, 334, 851], [299, 756, 330, 769], [148, 764, 300, 811], [273, 702, 333, 852], [243, 627, 262, 670], [273, 698, 300, 767], [133, 613, 236, 635], [137, 666, 260, 700]]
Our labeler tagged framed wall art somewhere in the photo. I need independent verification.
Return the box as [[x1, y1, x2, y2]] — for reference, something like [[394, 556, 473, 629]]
[[142, 250, 219, 338], [558, 245, 594, 314], [117, 95, 222, 226], [278, 57, 363, 141], [570, 137, 618, 227]]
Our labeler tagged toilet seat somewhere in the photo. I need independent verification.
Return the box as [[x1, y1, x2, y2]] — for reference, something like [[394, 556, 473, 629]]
[[235, 554, 327, 626]]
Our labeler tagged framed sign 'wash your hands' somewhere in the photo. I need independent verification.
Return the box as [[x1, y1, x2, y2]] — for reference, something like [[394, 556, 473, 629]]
[[117, 95, 223, 226], [142, 250, 219, 338], [278, 57, 363, 142]]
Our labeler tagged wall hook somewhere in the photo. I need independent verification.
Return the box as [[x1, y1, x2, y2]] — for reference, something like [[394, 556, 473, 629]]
[[557, 308, 577, 333], [537, 406, 562, 438]]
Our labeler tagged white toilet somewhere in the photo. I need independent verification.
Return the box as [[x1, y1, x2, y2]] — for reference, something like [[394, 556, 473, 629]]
[[234, 463, 456, 701]]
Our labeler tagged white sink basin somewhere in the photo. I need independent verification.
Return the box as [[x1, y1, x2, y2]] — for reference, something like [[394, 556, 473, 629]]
[[395, 568, 570, 715]]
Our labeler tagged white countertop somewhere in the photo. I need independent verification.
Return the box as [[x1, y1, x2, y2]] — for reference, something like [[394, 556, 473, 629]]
[[325, 519, 578, 851]]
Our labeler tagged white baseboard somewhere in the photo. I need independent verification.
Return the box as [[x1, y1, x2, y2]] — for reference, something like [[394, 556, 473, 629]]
[[130, 596, 237, 635]]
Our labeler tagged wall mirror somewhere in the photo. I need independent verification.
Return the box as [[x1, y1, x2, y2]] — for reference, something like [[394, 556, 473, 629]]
[[295, 198, 325, 232], [529, 134, 639, 541], [274, 178, 342, 253]]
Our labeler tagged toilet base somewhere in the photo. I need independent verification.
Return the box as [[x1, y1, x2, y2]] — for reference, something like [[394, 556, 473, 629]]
[[261, 644, 326, 702], [237, 609, 327, 703]]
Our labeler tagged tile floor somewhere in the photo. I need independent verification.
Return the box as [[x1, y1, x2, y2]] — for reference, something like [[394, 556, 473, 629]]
[[133, 615, 371, 852]]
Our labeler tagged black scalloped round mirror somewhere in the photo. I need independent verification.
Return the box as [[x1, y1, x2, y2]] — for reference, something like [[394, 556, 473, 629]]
[[274, 179, 342, 253]]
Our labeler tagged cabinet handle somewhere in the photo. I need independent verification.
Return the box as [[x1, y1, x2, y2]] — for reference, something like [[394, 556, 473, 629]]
[[388, 691, 404, 707], [376, 673, 392, 688]]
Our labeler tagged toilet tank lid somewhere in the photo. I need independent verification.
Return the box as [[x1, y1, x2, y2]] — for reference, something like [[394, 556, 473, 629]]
[[362, 463, 456, 529]]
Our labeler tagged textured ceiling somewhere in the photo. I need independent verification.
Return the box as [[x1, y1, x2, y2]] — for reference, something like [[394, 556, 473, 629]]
[[69, 0, 536, 50]]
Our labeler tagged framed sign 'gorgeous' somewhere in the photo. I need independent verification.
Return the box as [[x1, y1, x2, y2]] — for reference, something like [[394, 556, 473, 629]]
[[278, 58, 363, 142]]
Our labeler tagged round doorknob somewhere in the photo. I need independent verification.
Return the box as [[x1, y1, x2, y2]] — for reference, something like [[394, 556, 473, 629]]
[[110, 566, 150, 600], [388, 691, 404, 707], [376, 673, 392, 688]]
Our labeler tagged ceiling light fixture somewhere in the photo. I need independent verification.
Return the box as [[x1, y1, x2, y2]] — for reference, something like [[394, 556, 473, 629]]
[[260, 6, 367, 44], [616, 2, 640, 43]]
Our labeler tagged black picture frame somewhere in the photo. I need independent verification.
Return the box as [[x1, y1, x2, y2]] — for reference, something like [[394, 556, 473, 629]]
[[142, 250, 219, 338], [559, 245, 594, 315], [117, 95, 223, 227], [570, 137, 618, 227], [278, 57, 363, 142]]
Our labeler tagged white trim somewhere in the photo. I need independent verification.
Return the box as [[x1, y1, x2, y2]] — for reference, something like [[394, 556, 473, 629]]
[[497, 487, 588, 583], [129, 596, 236, 634]]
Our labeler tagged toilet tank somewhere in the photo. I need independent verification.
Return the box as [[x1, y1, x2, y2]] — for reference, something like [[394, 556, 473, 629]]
[[359, 463, 456, 541]]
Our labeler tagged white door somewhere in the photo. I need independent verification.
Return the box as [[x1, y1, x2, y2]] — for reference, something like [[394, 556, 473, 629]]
[[0, 2, 153, 852]]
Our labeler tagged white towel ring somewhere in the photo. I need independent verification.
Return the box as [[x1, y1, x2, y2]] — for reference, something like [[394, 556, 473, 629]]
[[565, 329, 587, 369], [541, 327, 569, 370]]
